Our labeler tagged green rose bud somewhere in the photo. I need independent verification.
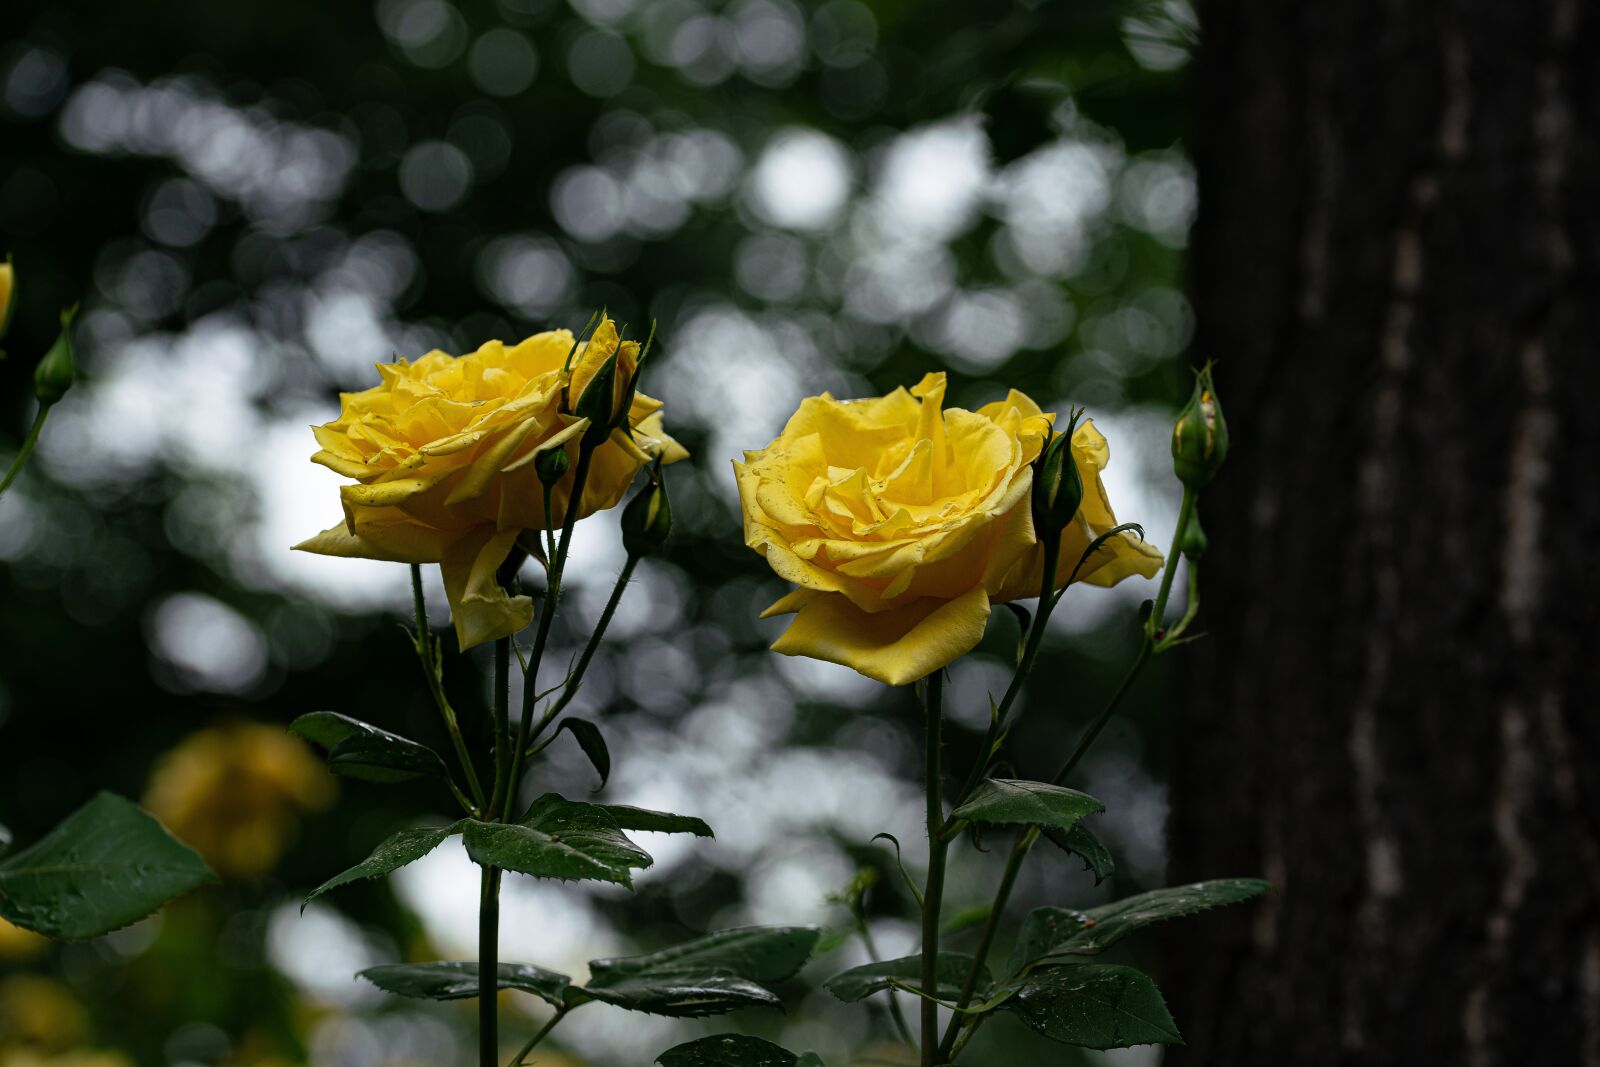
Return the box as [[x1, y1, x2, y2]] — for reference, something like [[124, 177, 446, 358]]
[[620, 466, 672, 559], [1179, 512, 1207, 561], [0, 255, 16, 344], [33, 305, 78, 407], [534, 444, 570, 486], [1172, 362, 1228, 488], [573, 349, 621, 446], [1031, 417, 1084, 539]]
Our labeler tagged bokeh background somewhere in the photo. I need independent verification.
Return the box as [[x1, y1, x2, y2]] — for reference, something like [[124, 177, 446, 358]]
[[0, 1, 1203, 1063]]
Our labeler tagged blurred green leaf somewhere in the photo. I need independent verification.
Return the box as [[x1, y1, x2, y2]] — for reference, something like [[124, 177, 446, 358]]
[[1042, 821, 1115, 885], [951, 779, 1104, 831], [824, 953, 990, 1003], [1007, 878, 1272, 976], [359, 961, 569, 1008], [601, 805, 714, 838], [582, 925, 820, 1017], [1002, 963, 1182, 1049], [463, 795, 649, 887], [0, 792, 215, 940], [304, 821, 467, 906], [290, 711, 450, 784]]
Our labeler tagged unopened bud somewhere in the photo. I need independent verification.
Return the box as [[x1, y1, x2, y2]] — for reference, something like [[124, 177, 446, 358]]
[[0, 256, 15, 343], [1179, 512, 1207, 561], [33, 305, 78, 406], [573, 350, 621, 446], [534, 445, 570, 486], [620, 467, 672, 558], [1031, 419, 1084, 539], [1172, 362, 1228, 488]]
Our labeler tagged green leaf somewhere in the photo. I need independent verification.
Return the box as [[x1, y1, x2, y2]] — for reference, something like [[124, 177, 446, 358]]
[[556, 718, 610, 790], [305, 821, 467, 906], [359, 961, 569, 1008], [951, 779, 1103, 832], [794, 1055, 826, 1067], [1003, 963, 1182, 1049], [1007, 878, 1271, 976], [290, 711, 450, 784], [602, 805, 714, 838], [464, 795, 650, 888], [583, 925, 820, 1017], [655, 1035, 803, 1066], [0, 792, 216, 940], [824, 953, 990, 1003], [1042, 822, 1115, 885]]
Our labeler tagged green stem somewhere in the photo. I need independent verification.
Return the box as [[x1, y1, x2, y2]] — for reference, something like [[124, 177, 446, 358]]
[[505, 446, 593, 821], [1146, 486, 1194, 639], [920, 671, 948, 1066], [479, 864, 502, 1067], [1051, 637, 1152, 786], [0, 405, 50, 499], [412, 565, 486, 813], [488, 637, 514, 818], [539, 553, 638, 728], [508, 1007, 569, 1066], [858, 917, 915, 1048], [938, 830, 1033, 1056]]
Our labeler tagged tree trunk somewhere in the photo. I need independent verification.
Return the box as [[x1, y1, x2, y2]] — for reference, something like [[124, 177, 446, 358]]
[[1167, 1, 1600, 1064]]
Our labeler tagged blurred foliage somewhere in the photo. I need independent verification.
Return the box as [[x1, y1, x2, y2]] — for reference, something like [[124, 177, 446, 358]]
[[0, 0, 1196, 1062]]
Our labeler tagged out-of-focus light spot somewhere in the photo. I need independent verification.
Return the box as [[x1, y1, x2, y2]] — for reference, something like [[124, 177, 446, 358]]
[[267, 902, 384, 1005], [568, 30, 636, 98], [666, 15, 738, 86], [323, 229, 418, 303], [3, 45, 70, 118], [447, 109, 514, 181], [745, 840, 853, 924], [746, 127, 853, 232], [736, 231, 808, 302], [811, 0, 877, 66], [376, 0, 469, 68], [147, 592, 269, 694], [997, 138, 1121, 278], [731, 0, 807, 87], [819, 58, 888, 119], [468, 28, 539, 96], [143, 178, 217, 248], [307, 290, 391, 378], [945, 655, 1016, 731], [110, 248, 191, 321], [477, 234, 575, 316], [398, 140, 473, 212], [552, 165, 625, 242], [1120, 154, 1196, 248], [1123, 0, 1198, 72], [929, 287, 1028, 371], [570, 0, 639, 25], [874, 117, 990, 241]]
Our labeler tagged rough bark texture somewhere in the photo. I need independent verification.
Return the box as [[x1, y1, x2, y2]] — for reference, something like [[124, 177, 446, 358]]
[[1167, 1, 1600, 1064]]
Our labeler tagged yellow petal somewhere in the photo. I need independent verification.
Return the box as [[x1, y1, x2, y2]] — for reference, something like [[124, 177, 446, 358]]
[[439, 527, 534, 650], [293, 516, 456, 564], [770, 586, 992, 686]]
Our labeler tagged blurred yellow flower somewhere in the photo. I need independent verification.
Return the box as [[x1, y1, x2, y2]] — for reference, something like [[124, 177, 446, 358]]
[[0, 1053, 134, 1067], [0, 918, 47, 961], [143, 721, 335, 878], [0, 975, 87, 1050], [295, 317, 687, 649], [736, 372, 1162, 685], [0, 256, 14, 341]]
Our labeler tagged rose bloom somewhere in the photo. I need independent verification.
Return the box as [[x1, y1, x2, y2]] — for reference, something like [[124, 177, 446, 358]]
[[295, 317, 686, 648], [736, 372, 1162, 685]]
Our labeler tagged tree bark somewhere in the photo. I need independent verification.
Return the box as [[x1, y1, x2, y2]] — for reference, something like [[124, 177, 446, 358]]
[[1168, 1, 1600, 1064]]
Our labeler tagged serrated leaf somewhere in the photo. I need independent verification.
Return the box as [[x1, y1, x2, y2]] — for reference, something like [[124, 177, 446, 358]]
[[824, 953, 990, 1003], [464, 795, 650, 887], [1003, 963, 1182, 1049], [1007, 878, 1270, 976], [291, 711, 449, 784], [655, 1034, 802, 1066], [1042, 822, 1115, 885], [583, 925, 820, 1017], [359, 961, 569, 1008], [951, 779, 1103, 832], [305, 821, 466, 906], [0, 793, 216, 940], [602, 805, 713, 838], [556, 718, 610, 790]]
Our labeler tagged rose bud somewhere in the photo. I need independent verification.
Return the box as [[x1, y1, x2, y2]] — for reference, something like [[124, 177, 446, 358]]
[[1171, 362, 1228, 488]]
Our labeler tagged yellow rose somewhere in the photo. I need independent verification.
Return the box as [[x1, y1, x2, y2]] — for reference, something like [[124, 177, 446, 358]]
[[735, 372, 1162, 686], [0, 255, 14, 341], [295, 317, 687, 648], [143, 721, 335, 878]]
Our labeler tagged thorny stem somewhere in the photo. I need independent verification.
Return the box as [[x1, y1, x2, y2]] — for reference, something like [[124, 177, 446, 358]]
[[411, 565, 486, 813], [540, 553, 638, 727], [1147, 485, 1194, 640], [920, 671, 948, 1066], [938, 830, 1034, 1056], [508, 1007, 569, 1066]]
